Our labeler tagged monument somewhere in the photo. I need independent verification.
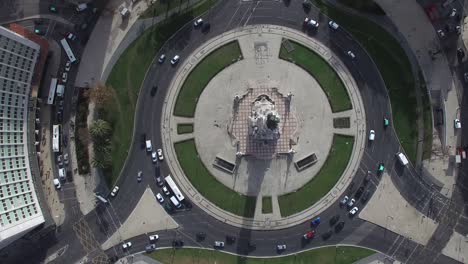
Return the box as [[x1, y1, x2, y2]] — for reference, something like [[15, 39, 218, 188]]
[[229, 84, 298, 160]]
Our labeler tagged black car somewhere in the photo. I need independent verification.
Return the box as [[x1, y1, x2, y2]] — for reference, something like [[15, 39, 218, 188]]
[[363, 171, 371, 186], [322, 230, 332, 240], [457, 48, 465, 59], [57, 111, 63, 122], [329, 214, 340, 226], [201, 22, 211, 33], [335, 221, 345, 233], [172, 240, 184, 248], [302, 0, 312, 9], [150, 86, 158, 97], [348, 181, 355, 193], [361, 190, 371, 202], [156, 176, 164, 187], [196, 232, 206, 241], [164, 203, 174, 213], [34, 19, 45, 25], [355, 186, 364, 199], [140, 133, 146, 148], [226, 235, 236, 244], [63, 136, 68, 148]]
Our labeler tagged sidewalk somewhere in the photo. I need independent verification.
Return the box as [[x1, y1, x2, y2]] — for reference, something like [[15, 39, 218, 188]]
[[352, 253, 402, 264], [161, 25, 366, 230]]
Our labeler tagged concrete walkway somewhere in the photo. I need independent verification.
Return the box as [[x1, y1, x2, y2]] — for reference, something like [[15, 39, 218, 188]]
[[161, 24, 366, 230], [101, 187, 178, 250]]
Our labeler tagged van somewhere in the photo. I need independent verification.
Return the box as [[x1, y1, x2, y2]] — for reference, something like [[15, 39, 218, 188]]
[[56, 84, 65, 97], [396, 152, 409, 166], [170, 196, 181, 208], [76, 3, 88, 12], [146, 140, 152, 152], [59, 168, 66, 180]]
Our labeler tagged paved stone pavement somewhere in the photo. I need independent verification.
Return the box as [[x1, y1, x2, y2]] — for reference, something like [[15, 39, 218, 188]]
[[101, 187, 178, 250], [359, 171, 438, 245], [162, 24, 366, 229]]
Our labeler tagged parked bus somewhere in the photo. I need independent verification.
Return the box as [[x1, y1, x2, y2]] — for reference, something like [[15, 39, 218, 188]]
[[60, 38, 77, 63], [164, 175, 185, 201], [52, 124, 61, 153], [47, 78, 58, 105]]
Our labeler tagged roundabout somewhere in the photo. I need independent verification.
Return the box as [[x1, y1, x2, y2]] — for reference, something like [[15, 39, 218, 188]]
[[162, 25, 366, 228], [90, 1, 459, 263]]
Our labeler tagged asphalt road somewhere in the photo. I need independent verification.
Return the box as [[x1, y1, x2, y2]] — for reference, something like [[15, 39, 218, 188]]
[[1, 0, 465, 263]]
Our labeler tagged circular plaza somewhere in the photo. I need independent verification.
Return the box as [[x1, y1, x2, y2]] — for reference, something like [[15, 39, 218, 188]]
[[161, 25, 366, 229]]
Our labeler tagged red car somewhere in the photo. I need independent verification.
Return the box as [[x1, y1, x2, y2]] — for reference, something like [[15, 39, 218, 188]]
[[303, 230, 314, 240], [425, 5, 439, 22]]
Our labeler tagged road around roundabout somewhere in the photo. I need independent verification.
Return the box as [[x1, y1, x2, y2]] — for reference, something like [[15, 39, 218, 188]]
[[161, 24, 366, 230], [93, 1, 460, 263]]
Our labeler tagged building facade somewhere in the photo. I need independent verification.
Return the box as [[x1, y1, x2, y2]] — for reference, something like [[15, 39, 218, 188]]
[[0, 26, 44, 249]]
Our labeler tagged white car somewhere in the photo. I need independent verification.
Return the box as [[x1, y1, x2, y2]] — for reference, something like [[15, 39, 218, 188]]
[[455, 119, 462, 129], [170, 55, 180, 65], [122, 241, 132, 250], [157, 148, 164, 161], [308, 19, 319, 28], [349, 206, 359, 216], [162, 186, 170, 196], [340, 195, 349, 206], [437, 29, 445, 38], [110, 186, 120, 197], [62, 72, 68, 83], [156, 193, 164, 203], [214, 241, 225, 248], [158, 54, 166, 64], [328, 20, 339, 30], [276, 244, 287, 251], [53, 178, 61, 189], [63, 153, 69, 165], [449, 8, 457, 17], [347, 51, 355, 59], [65, 61, 71, 72], [151, 151, 157, 163], [194, 18, 203, 27], [347, 198, 355, 208], [149, 234, 159, 242], [368, 130, 375, 141]]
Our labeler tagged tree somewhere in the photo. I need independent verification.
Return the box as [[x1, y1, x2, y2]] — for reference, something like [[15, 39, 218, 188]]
[[88, 82, 113, 109], [92, 152, 112, 169], [89, 119, 111, 140]]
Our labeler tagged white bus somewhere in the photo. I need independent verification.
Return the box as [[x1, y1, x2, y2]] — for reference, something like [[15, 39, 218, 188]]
[[52, 124, 61, 153], [165, 175, 185, 201], [60, 38, 77, 63], [47, 78, 58, 105]]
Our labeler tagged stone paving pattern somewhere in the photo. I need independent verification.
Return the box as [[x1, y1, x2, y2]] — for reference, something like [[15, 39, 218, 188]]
[[230, 87, 297, 159]]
